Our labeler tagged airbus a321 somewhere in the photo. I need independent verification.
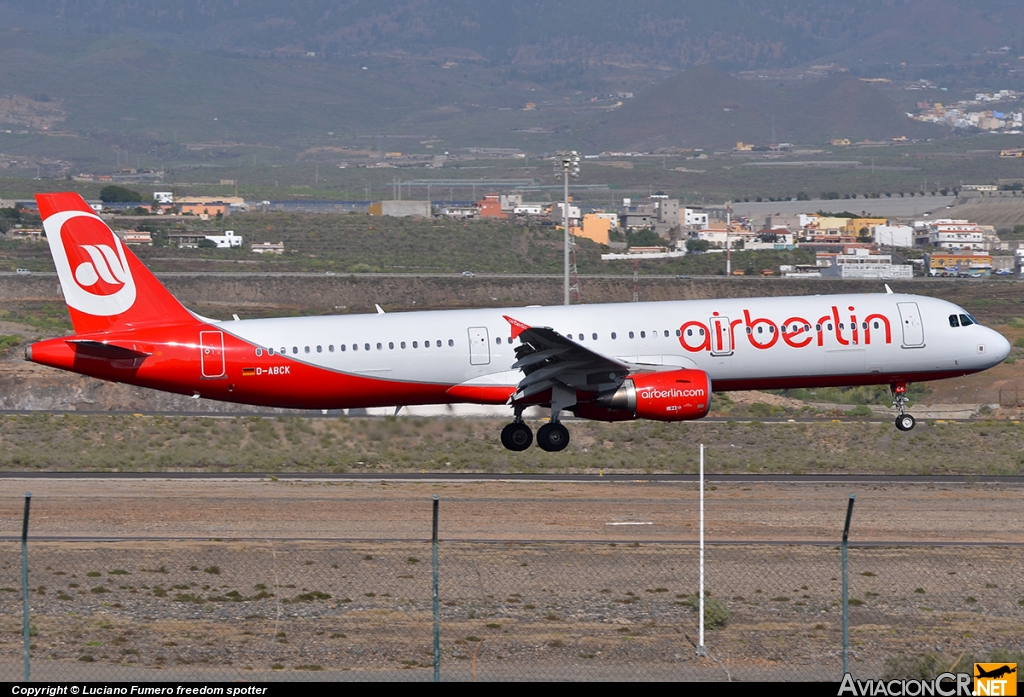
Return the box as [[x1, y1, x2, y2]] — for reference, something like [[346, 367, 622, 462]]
[[25, 193, 1011, 452]]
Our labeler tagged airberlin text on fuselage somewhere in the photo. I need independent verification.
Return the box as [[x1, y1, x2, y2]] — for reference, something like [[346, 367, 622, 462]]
[[640, 388, 706, 399], [678, 305, 893, 353]]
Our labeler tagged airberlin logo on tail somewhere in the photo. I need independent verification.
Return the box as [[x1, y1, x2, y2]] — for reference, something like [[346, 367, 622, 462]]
[[74, 243, 130, 292], [42, 210, 137, 317]]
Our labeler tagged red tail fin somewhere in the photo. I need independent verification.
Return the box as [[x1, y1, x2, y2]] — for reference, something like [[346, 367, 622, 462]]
[[36, 193, 196, 334]]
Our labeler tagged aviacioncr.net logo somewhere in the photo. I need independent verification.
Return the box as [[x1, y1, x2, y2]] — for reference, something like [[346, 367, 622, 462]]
[[43, 209, 137, 317]]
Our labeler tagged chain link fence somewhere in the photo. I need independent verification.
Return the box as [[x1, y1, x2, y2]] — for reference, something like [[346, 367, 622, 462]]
[[2, 498, 1023, 681]]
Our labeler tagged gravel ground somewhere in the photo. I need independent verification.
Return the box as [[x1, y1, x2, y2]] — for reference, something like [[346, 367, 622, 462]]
[[1, 480, 1022, 681]]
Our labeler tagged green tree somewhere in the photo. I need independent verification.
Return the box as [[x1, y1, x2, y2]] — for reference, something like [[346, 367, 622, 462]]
[[626, 228, 664, 247], [99, 185, 143, 203]]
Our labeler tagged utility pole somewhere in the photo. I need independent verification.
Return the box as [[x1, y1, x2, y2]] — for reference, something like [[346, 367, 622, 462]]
[[555, 151, 580, 305], [726, 202, 733, 276]]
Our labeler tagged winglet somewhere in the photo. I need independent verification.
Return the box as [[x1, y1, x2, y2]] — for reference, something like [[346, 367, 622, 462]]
[[884, 284, 893, 295], [503, 315, 530, 339]]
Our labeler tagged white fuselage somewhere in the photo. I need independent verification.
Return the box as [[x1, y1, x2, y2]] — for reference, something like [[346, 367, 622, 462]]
[[216, 292, 1009, 398]]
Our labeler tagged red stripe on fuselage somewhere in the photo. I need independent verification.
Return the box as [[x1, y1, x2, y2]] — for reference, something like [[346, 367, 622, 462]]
[[28, 323, 456, 410]]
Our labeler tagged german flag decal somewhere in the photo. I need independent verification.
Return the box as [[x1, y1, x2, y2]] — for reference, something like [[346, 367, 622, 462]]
[[242, 367, 256, 376]]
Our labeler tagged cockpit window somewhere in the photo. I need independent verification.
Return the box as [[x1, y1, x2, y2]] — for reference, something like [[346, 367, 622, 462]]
[[949, 314, 960, 328], [959, 314, 975, 326]]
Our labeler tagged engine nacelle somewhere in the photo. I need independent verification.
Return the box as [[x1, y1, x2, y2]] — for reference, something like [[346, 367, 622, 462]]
[[576, 369, 712, 422]]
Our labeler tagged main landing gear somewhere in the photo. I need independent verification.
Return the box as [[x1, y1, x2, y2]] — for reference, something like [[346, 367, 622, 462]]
[[501, 391, 574, 452], [500, 418, 572, 452], [892, 382, 916, 431]]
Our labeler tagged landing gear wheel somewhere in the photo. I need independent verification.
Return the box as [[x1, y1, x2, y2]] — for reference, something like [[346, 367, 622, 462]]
[[891, 382, 915, 432], [536, 422, 570, 452], [895, 414, 916, 431], [501, 422, 533, 451]]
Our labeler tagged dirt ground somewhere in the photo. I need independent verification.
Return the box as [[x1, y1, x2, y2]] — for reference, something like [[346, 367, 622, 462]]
[[3, 478, 1023, 543], [2, 479, 1022, 682]]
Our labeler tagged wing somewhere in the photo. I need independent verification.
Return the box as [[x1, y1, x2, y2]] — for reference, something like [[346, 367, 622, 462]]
[[504, 315, 631, 403]]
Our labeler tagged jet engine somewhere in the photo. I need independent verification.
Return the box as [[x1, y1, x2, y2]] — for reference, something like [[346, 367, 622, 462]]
[[574, 369, 712, 422]]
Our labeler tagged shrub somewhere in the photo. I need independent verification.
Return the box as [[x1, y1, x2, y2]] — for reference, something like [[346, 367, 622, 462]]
[[685, 594, 729, 628]]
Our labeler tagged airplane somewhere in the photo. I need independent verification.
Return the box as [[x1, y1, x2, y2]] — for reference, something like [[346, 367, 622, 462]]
[[24, 192, 1011, 452]]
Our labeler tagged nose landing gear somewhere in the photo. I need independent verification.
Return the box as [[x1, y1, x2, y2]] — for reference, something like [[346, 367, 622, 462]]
[[892, 383, 916, 431]]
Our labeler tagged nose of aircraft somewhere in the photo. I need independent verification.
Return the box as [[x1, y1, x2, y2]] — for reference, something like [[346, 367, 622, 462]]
[[986, 327, 1011, 365]]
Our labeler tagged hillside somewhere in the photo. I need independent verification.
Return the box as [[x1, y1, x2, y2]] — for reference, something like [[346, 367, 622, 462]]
[[584, 67, 942, 150], [3, 0, 1023, 72]]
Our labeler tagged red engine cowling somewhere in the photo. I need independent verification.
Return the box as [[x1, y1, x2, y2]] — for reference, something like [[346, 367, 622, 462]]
[[575, 369, 712, 422]]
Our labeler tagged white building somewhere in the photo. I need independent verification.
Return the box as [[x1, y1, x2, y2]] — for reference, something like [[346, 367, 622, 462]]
[[820, 250, 913, 279], [153, 191, 174, 204], [928, 224, 987, 251], [682, 207, 709, 229], [204, 230, 243, 249], [874, 225, 914, 248]]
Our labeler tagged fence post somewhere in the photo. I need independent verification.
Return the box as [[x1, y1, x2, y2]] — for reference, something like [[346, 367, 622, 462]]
[[696, 443, 707, 657], [432, 495, 440, 683], [22, 492, 32, 682], [841, 494, 855, 677]]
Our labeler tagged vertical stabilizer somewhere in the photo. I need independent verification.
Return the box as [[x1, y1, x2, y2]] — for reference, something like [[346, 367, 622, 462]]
[[36, 193, 197, 334]]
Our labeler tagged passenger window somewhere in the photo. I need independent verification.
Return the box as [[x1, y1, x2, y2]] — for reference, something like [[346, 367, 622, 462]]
[[592, 333, 598, 340], [377, 343, 382, 350], [267, 348, 274, 356], [839, 324, 844, 330], [401, 342, 407, 349], [255, 348, 263, 357], [389, 342, 394, 349], [353, 344, 358, 351], [423, 340, 429, 348], [316, 345, 322, 353], [949, 315, 959, 327], [341, 344, 347, 352], [746, 327, 752, 334], [578, 334, 584, 341], [640, 331, 646, 338], [815, 324, 821, 331], [804, 325, 810, 332], [699, 328, 705, 336], [757, 326, 763, 334], [496, 337, 502, 344], [293, 347, 298, 354], [629, 331, 635, 339], [676, 329, 681, 337], [611, 332, 617, 339], [664, 330, 670, 337], [827, 323, 833, 330], [687, 329, 693, 336], [861, 323, 867, 330], [305, 346, 310, 353], [769, 326, 774, 334], [449, 339, 455, 347], [329, 345, 334, 352], [281, 347, 286, 355], [413, 341, 418, 348], [436, 340, 441, 347], [364, 343, 370, 351], [873, 321, 879, 329], [507, 337, 512, 344]]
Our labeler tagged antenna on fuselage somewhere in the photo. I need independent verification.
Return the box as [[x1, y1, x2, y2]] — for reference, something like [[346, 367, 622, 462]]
[[884, 284, 894, 295], [375, 304, 386, 314]]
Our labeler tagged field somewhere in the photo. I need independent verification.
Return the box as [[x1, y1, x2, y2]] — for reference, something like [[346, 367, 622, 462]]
[[0, 413, 1022, 475]]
